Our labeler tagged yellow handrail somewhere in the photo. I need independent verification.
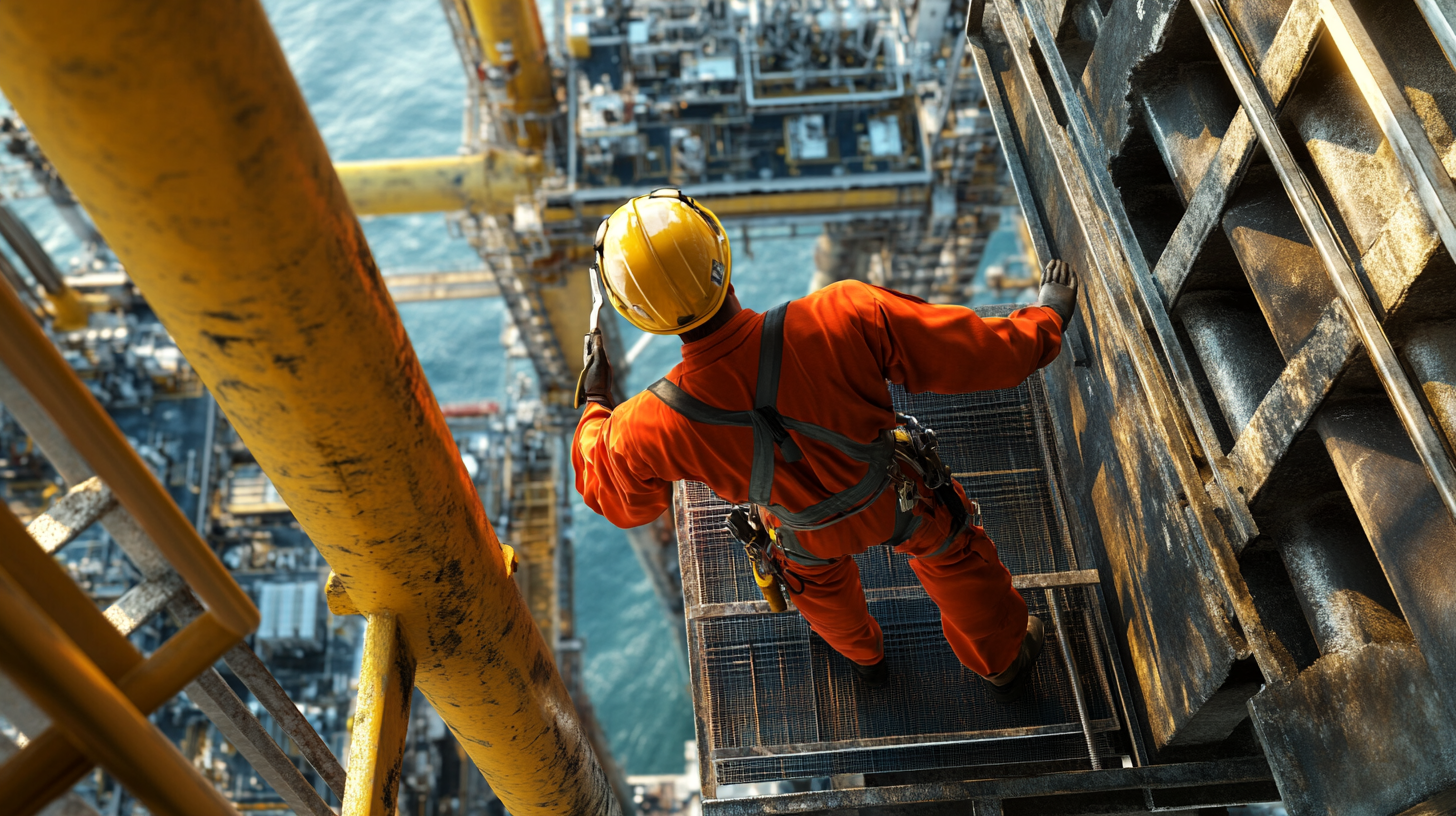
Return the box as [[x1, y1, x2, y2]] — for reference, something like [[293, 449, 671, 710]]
[[0, 255, 257, 640], [0, 505, 239, 816], [0, 242, 258, 816]]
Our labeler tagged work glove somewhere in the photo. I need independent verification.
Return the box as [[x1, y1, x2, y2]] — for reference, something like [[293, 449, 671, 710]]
[[574, 329, 615, 409], [1036, 259, 1079, 329]]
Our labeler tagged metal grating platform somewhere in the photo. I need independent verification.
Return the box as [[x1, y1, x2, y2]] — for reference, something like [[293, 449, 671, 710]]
[[676, 361, 1131, 791]]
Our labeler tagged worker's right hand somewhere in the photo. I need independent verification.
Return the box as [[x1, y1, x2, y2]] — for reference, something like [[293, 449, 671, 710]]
[[574, 329, 616, 409], [1036, 259, 1079, 329]]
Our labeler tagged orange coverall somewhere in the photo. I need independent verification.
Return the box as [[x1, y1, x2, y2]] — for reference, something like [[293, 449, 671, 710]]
[[573, 280, 1064, 675]]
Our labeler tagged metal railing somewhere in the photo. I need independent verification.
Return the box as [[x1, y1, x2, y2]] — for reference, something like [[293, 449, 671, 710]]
[[0, 271, 351, 815]]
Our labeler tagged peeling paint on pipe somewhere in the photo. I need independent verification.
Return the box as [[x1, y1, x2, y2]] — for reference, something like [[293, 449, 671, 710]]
[[0, 2, 618, 813]]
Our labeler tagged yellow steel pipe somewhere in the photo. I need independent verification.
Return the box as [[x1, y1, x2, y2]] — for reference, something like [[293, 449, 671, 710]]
[[465, 0, 556, 149], [0, 2, 617, 815], [545, 186, 932, 221], [343, 612, 415, 816], [336, 151, 543, 217]]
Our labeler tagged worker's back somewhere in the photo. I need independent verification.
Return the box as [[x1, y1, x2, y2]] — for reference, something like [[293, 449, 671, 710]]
[[573, 280, 1063, 561]]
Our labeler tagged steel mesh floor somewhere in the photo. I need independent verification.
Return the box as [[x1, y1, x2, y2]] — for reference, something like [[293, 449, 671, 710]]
[[677, 365, 1123, 786], [678, 376, 1080, 610], [717, 732, 1122, 786]]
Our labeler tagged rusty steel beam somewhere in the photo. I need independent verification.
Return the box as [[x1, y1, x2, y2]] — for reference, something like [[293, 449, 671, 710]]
[[1190, 0, 1456, 532], [186, 668, 336, 816], [983, 0, 1297, 709], [1228, 305, 1357, 501]]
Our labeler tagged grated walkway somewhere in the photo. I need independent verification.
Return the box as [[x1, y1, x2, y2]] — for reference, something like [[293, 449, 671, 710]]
[[676, 362, 1130, 792]]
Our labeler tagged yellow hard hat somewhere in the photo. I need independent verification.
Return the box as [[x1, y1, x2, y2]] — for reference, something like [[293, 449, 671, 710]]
[[594, 188, 731, 335]]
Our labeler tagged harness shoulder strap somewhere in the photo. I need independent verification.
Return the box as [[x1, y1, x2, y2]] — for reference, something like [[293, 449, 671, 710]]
[[647, 300, 894, 523], [645, 378, 752, 427], [755, 303, 788, 410]]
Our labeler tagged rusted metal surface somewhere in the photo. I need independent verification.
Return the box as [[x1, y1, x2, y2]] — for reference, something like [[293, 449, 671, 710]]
[[1191, 0, 1456, 527], [1314, 401, 1456, 686], [977, 0, 1292, 756], [186, 667, 336, 816], [1406, 321, 1456, 453], [1251, 642, 1456, 816], [171, 592, 349, 800], [102, 572, 187, 636], [701, 757, 1274, 815], [975, 0, 1456, 810], [1178, 290, 1286, 435], [1228, 305, 1357, 501], [25, 478, 115, 554]]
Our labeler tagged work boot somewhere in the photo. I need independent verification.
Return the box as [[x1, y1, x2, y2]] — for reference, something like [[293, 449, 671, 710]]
[[983, 615, 1045, 704], [852, 656, 890, 689]]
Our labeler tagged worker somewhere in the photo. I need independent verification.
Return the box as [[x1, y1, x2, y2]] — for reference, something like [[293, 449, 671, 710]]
[[572, 188, 1077, 702]]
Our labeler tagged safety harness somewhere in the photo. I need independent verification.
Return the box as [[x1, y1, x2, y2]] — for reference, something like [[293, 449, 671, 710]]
[[647, 301, 978, 598]]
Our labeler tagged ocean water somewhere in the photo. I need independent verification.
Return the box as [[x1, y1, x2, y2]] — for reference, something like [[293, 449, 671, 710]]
[[259, 0, 707, 774], [4, 0, 1015, 775]]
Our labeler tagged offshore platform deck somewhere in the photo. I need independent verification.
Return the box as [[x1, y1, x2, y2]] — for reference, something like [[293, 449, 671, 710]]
[[677, 353, 1137, 801]]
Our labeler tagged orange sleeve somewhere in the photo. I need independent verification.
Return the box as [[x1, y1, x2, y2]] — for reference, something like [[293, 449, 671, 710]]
[[856, 283, 1064, 394], [572, 401, 675, 528]]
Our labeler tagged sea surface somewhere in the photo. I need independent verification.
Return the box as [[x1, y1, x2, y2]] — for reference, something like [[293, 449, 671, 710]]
[[6, 0, 1016, 775]]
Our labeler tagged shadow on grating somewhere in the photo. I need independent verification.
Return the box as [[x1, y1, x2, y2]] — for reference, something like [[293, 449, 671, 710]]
[[680, 374, 1120, 785], [680, 376, 1081, 608], [716, 733, 1122, 786]]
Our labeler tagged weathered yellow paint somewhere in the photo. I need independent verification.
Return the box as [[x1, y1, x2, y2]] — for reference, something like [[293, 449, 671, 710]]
[[536, 265, 594, 392], [546, 186, 930, 222], [326, 572, 360, 617], [464, 0, 555, 149], [0, 2, 618, 814], [335, 151, 543, 217], [343, 612, 414, 816]]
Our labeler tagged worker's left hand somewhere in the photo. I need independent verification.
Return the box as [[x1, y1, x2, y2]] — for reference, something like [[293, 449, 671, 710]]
[[1036, 259, 1079, 328], [575, 329, 615, 409]]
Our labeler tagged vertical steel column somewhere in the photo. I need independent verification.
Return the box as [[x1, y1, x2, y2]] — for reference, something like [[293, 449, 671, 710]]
[[1046, 589, 1101, 771], [0, 2, 618, 814], [343, 612, 415, 816], [464, 0, 557, 148]]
